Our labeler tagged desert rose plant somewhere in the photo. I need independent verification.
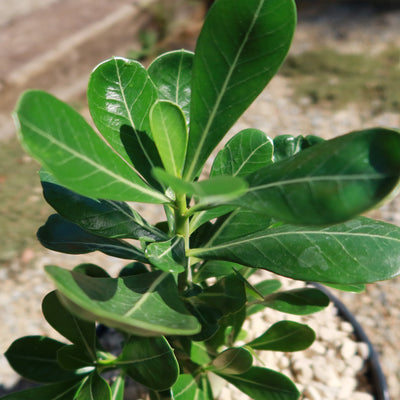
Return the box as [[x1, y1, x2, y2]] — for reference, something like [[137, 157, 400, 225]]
[[4, 0, 400, 399]]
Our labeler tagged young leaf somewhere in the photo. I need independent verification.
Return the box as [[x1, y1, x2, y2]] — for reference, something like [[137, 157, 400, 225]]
[[42, 291, 96, 359], [14, 90, 167, 203], [183, 0, 296, 180], [87, 57, 163, 187], [211, 129, 273, 178], [115, 335, 179, 391], [172, 374, 213, 400], [150, 100, 188, 177], [261, 288, 330, 315], [190, 341, 212, 365], [5, 336, 79, 383], [75, 373, 111, 400], [148, 50, 194, 122], [246, 279, 282, 315], [38, 214, 147, 262], [57, 345, 95, 370], [247, 321, 316, 351], [210, 347, 253, 375], [111, 374, 125, 400], [45, 266, 201, 336], [238, 128, 400, 225], [40, 171, 167, 241], [219, 366, 300, 400], [145, 236, 186, 273], [0, 380, 83, 400], [189, 216, 400, 284]]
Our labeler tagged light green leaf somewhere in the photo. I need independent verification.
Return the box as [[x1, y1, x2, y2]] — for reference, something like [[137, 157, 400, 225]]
[[14, 90, 167, 203], [150, 100, 188, 177], [211, 129, 273, 177], [247, 321, 315, 351], [183, 0, 296, 180], [38, 214, 147, 262], [210, 347, 253, 375], [190, 341, 212, 365], [323, 283, 365, 292], [111, 374, 125, 400], [148, 50, 194, 122], [76, 373, 111, 400], [172, 374, 213, 400], [45, 266, 200, 336], [116, 335, 178, 391], [238, 128, 400, 225], [146, 236, 186, 273], [219, 366, 299, 400], [87, 57, 163, 188], [189, 216, 400, 284]]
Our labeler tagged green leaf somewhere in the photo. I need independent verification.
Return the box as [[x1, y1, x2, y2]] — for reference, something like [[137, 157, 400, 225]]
[[261, 288, 330, 315], [73, 263, 110, 277], [148, 50, 194, 122], [193, 260, 245, 283], [189, 216, 400, 284], [189, 206, 235, 233], [5, 336, 78, 383], [211, 129, 273, 177], [40, 171, 167, 241], [42, 291, 96, 359], [38, 214, 147, 261], [247, 321, 315, 351], [273, 134, 324, 162], [323, 283, 365, 293], [238, 128, 400, 225], [146, 236, 186, 273], [57, 345, 95, 370], [150, 101, 188, 177], [246, 279, 283, 315], [219, 366, 299, 400], [111, 374, 125, 400], [0, 380, 82, 400], [153, 168, 248, 207], [87, 57, 164, 188], [210, 347, 253, 375], [14, 90, 167, 203], [119, 262, 149, 277], [183, 0, 296, 180], [45, 266, 200, 336], [116, 335, 178, 391], [189, 341, 212, 365], [172, 374, 213, 400], [75, 373, 111, 400]]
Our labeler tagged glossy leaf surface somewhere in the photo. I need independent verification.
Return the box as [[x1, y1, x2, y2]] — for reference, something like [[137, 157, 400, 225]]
[[116, 336, 178, 391], [111, 374, 125, 400], [184, 0, 296, 179], [273, 134, 324, 162], [57, 345, 94, 370], [5, 336, 77, 383], [76, 373, 111, 400], [150, 100, 187, 177], [211, 129, 273, 177], [146, 236, 186, 273], [38, 214, 146, 261], [210, 347, 253, 375], [40, 171, 166, 241], [172, 374, 213, 400], [247, 321, 315, 351], [190, 216, 400, 284], [238, 128, 400, 225], [220, 366, 299, 400], [42, 291, 96, 359], [148, 50, 193, 122], [193, 260, 245, 283], [15, 90, 166, 203], [45, 266, 200, 336]]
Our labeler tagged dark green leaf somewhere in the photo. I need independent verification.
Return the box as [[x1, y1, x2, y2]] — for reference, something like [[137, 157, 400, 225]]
[[38, 214, 147, 261], [238, 128, 400, 225], [262, 288, 330, 315], [73, 263, 110, 277], [219, 366, 299, 400], [110, 374, 125, 400], [150, 100, 188, 177], [45, 266, 200, 336], [246, 279, 283, 315], [40, 171, 166, 241], [211, 129, 273, 177], [189, 205, 235, 233], [247, 321, 315, 351], [116, 335, 178, 391], [193, 260, 245, 283], [146, 236, 186, 273], [148, 50, 194, 122], [189, 216, 400, 284], [87, 57, 164, 188], [119, 262, 149, 277], [14, 90, 166, 203], [273, 134, 324, 162], [42, 291, 96, 358], [0, 380, 82, 400], [183, 0, 296, 180], [210, 347, 253, 375], [75, 373, 111, 400], [5, 336, 78, 383], [57, 345, 95, 370]]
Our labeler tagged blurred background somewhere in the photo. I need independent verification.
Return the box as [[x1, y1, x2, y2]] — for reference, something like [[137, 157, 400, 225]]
[[0, 0, 399, 398]]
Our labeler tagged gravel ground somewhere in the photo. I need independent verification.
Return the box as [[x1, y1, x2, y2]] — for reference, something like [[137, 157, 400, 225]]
[[1, 1, 400, 399]]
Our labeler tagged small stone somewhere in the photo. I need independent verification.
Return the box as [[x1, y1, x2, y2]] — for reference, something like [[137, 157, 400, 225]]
[[340, 338, 358, 359], [352, 392, 374, 400], [303, 386, 322, 400], [339, 321, 354, 333], [337, 376, 358, 399], [277, 355, 290, 369], [357, 342, 370, 359], [311, 341, 326, 355], [347, 355, 364, 372]]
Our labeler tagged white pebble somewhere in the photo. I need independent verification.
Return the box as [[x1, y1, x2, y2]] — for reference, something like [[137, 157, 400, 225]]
[[346, 355, 364, 372], [357, 342, 370, 359], [352, 392, 374, 400], [337, 376, 358, 399], [303, 386, 322, 400], [340, 321, 354, 333], [340, 338, 358, 359]]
